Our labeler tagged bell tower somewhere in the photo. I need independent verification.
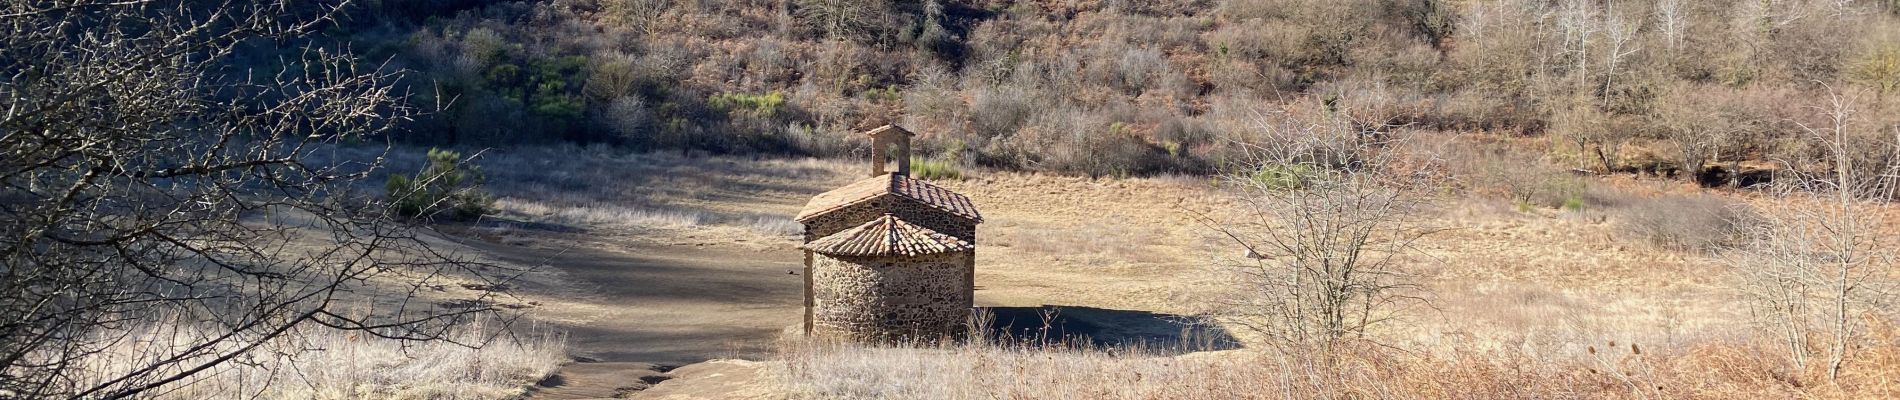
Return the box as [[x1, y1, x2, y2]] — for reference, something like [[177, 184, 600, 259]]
[[866, 125, 913, 176]]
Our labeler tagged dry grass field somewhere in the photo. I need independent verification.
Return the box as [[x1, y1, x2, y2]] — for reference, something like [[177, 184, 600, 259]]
[[27, 142, 1899, 399], [357, 143, 1898, 398], [764, 174, 1900, 399]]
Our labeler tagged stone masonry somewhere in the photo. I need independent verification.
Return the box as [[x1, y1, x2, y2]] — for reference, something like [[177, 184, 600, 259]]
[[809, 252, 974, 340]]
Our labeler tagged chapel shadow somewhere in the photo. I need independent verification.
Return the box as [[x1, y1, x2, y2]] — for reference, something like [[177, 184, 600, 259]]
[[979, 305, 1239, 355]]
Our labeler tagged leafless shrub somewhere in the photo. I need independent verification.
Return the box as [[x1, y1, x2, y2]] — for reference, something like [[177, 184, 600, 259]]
[[794, 0, 896, 42], [1204, 58, 1293, 95], [1772, 88, 1900, 200], [1217, 103, 1366, 170], [1649, 84, 1764, 183], [1550, 98, 1625, 172], [1420, 89, 1544, 134], [1204, 172, 1433, 348], [637, 37, 698, 83], [605, 96, 654, 141], [966, 85, 1045, 160], [900, 66, 966, 141], [1312, 76, 1426, 130], [1200, 109, 1437, 350], [744, 39, 797, 86], [1005, 107, 1172, 177], [603, 0, 672, 35], [1728, 202, 1896, 382], [1113, 47, 1171, 95], [1728, 86, 1900, 382], [0, 2, 522, 397], [1202, 18, 1307, 64], [1611, 193, 1757, 251], [584, 52, 642, 103], [1444, 141, 1587, 209]]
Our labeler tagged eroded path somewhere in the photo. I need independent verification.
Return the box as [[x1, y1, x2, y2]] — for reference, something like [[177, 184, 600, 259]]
[[452, 227, 804, 399]]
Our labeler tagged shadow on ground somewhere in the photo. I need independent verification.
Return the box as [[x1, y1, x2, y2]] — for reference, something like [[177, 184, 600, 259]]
[[447, 229, 804, 366], [982, 305, 1239, 354]]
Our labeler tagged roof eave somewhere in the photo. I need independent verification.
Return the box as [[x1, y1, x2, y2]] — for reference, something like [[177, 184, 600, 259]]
[[795, 191, 984, 224]]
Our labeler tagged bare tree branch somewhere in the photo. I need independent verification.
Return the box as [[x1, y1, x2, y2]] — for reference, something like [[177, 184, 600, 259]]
[[1, 1, 525, 397]]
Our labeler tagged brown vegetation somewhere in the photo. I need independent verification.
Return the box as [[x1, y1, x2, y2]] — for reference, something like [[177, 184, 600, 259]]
[[68, 318, 564, 400], [778, 327, 1900, 399], [340, 0, 1900, 184]]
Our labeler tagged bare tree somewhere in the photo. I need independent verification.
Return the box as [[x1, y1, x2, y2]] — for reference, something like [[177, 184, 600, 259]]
[[1199, 107, 1437, 351], [1728, 85, 1897, 382], [1650, 83, 1760, 183], [1, 1, 519, 398], [1654, 0, 1687, 51], [1556, 0, 1600, 87], [1553, 94, 1624, 173], [1598, 10, 1640, 109]]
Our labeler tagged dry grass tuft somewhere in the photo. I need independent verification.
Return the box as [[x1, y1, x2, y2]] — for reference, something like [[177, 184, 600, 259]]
[[70, 317, 565, 400], [1610, 192, 1757, 251], [495, 197, 709, 229]]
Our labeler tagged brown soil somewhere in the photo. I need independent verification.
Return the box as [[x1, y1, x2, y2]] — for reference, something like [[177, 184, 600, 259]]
[[473, 231, 802, 364], [448, 227, 802, 399]]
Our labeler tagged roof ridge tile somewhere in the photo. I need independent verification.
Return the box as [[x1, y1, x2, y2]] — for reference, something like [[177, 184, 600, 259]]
[[800, 215, 972, 257]]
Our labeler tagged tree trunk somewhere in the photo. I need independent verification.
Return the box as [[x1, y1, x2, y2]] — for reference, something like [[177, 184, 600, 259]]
[[1596, 145, 1615, 173]]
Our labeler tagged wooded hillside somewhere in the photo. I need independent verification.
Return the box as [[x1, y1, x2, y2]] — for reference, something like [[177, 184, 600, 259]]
[[339, 0, 1900, 180]]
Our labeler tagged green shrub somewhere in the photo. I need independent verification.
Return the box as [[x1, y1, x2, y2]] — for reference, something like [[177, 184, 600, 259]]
[[911, 157, 963, 181], [708, 91, 786, 117], [1250, 163, 1318, 190], [1530, 175, 1589, 210], [1561, 194, 1586, 212], [527, 56, 588, 119], [387, 148, 494, 221], [1850, 42, 1900, 96]]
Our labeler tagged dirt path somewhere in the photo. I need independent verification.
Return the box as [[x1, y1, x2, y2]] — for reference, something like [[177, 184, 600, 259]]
[[457, 228, 803, 398]]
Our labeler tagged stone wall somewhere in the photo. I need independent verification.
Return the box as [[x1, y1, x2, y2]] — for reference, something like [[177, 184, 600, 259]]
[[804, 196, 977, 243], [810, 251, 974, 341]]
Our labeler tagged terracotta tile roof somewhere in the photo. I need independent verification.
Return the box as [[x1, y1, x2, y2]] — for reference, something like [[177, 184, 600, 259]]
[[795, 173, 983, 223], [802, 215, 973, 256]]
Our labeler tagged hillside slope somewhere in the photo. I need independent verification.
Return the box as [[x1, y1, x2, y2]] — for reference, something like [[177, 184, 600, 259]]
[[334, 0, 1900, 182]]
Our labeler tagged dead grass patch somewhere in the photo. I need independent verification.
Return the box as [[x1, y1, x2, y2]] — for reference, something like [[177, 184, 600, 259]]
[[1004, 222, 1174, 264], [1609, 192, 1758, 252], [775, 330, 1900, 399], [70, 317, 565, 400]]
